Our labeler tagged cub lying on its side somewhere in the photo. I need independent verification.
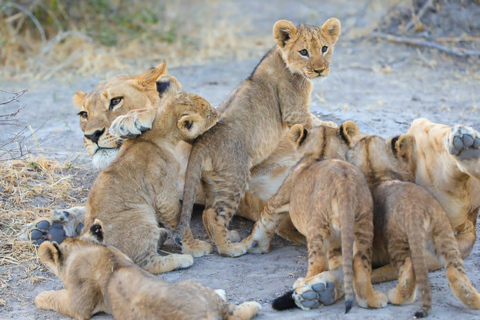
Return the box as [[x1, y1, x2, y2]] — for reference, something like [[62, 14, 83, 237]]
[[244, 123, 387, 312], [174, 18, 342, 257], [83, 75, 218, 274], [35, 220, 261, 320], [347, 134, 480, 318]]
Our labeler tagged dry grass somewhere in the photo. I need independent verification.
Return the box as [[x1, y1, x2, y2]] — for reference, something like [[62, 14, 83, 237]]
[[0, 0, 270, 81], [0, 155, 89, 308]]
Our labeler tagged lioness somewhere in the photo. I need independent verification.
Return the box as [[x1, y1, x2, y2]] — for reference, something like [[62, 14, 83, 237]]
[[256, 124, 387, 313], [83, 75, 218, 274], [347, 134, 480, 318], [35, 220, 261, 320], [174, 18, 342, 257]]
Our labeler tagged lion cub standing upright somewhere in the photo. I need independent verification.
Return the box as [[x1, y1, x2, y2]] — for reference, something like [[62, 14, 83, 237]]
[[347, 134, 480, 318], [250, 123, 387, 312], [175, 18, 342, 256]]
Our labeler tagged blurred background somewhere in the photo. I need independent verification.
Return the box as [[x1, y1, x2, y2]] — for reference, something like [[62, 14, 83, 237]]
[[1, 0, 478, 80]]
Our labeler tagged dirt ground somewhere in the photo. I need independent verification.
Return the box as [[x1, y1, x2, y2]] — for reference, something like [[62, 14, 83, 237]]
[[1, 0, 480, 319]]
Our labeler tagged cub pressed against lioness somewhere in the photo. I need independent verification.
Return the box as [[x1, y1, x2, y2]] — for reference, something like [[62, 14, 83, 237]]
[[35, 220, 261, 320], [347, 134, 480, 318], [82, 75, 218, 274], [174, 18, 342, 257]]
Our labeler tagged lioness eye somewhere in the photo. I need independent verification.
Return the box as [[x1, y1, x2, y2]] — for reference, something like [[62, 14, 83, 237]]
[[78, 111, 88, 119], [322, 46, 328, 53], [109, 97, 123, 110], [299, 49, 309, 57]]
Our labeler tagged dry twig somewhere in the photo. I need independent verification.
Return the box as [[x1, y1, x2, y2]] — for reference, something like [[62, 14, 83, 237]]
[[0, 89, 27, 106], [404, 0, 433, 34], [371, 32, 480, 57]]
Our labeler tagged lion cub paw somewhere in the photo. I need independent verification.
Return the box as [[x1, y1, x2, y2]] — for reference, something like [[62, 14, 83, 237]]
[[293, 279, 336, 310], [447, 125, 480, 161], [358, 291, 388, 309], [217, 243, 248, 257], [172, 254, 194, 269], [240, 235, 271, 254], [34, 291, 53, 310], [109, 108, 156, 139], [387, 287, 416, 306], [182, 239, 213, 257]]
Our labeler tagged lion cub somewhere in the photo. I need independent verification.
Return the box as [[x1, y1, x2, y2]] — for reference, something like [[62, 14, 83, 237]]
[[82, 75, 218, 274], [243, 123, 387, 312], [35, 220, 261, 320], [347, 134, 480, 318], [175, 18, 342, 257]]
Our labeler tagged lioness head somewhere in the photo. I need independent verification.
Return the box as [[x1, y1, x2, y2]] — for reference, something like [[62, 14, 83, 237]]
[[273, 18, 341, 79], [74, 62, 168, 170], [347, 134, 417, 187], [287, 120, 362, 161]]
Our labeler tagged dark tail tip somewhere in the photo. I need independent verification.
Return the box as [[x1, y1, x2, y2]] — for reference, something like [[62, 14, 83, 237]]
[[414, 310, 427, 318], [272, 290, 297, 311], [345, 299, 353, 314]]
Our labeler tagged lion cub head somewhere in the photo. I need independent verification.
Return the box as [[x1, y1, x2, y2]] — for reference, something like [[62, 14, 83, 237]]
[[110, 75, 218, 144], [287, 120, 363, 162], [347, 134, 417, 187], [74, 62, 168, 170], [274, 18, 341, 79]]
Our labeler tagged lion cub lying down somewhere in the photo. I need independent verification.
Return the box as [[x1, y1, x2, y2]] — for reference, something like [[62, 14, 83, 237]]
[[244, 123, 387, 312], [347, 134, 480, 318], [35, 220, 261, 320], [82, 75, 218, 275]]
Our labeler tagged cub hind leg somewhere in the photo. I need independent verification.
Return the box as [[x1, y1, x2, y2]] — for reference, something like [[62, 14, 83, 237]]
[[227, 301, 262, 320]]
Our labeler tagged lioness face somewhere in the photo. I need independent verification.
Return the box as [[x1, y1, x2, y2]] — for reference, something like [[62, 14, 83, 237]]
[[74, 62, 167, 170], [347, 134, 416, 183], [274, 18, 341, 79]]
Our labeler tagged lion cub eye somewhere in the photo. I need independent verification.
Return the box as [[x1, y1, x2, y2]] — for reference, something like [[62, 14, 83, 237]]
[[322, 46, 328, 53], [299, 49, 309, 57], [109, 97, 123, 110], [78, 111, 88, 119]]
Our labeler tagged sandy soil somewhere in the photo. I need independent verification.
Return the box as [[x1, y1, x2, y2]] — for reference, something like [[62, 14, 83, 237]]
[[1, 0, 480, 319]]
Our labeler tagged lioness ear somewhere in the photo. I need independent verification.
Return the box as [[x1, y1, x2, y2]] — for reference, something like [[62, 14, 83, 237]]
[[393, 134, 415, 161], [288, 124, 308, 148], [135, 61, 168, 89], [73, 91, 87, 108], [177, 114, 204, 139], [273, 20, 296, 48], [338, 121, 359, 146], [321, 17, 341, 45], [156, 74, 182, 102], [38, 241, 63, 271]]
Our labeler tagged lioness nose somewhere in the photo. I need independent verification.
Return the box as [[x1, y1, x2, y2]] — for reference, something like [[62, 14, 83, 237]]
[[314, 68, 325, 75], [84, 128, 105, 144]]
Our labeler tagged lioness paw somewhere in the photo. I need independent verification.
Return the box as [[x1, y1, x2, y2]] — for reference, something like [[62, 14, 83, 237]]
[[217, 243, 248, 257], [182, 239, 213, 257], [172, 254, 194, 269], [34, 291, 53, 310], [447, 125, 480, 161], [293, 279, 336, 310]]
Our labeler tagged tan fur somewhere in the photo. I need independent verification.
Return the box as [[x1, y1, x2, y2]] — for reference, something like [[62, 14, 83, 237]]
[[243, 123, 386, 311], [35, 222, 261, 320], [347, 134, 480, 317], [83, 75, 219, 274], [175, 18, 342, 257]]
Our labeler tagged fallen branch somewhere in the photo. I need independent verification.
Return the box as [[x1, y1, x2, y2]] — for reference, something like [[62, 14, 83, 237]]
[[0, 89, 27, 106], [370, 32, 480, 58]]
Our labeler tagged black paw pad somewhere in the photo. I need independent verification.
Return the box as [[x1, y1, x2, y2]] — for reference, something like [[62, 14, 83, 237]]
[[174, 236, 183, 247], [75, 223, 84, 235], [251, 241, 258, 248], [35, 220, 50, 231]]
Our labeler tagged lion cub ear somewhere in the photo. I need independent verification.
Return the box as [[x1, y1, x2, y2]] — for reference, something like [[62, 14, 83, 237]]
[[177, 114, 206, 140], [392, 134, 415, 161], [73, 91, 87, 108], [322, 17, 341, 45], [273, 20, 297, 48], [38, 241, 63, 272], [338, 121, 359, 146], [288, 124, 308, 149]]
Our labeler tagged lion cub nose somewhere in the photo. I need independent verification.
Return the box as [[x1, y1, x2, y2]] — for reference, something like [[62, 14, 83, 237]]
[[314, 68, 325, 75], [84, 128, 106, 144]]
